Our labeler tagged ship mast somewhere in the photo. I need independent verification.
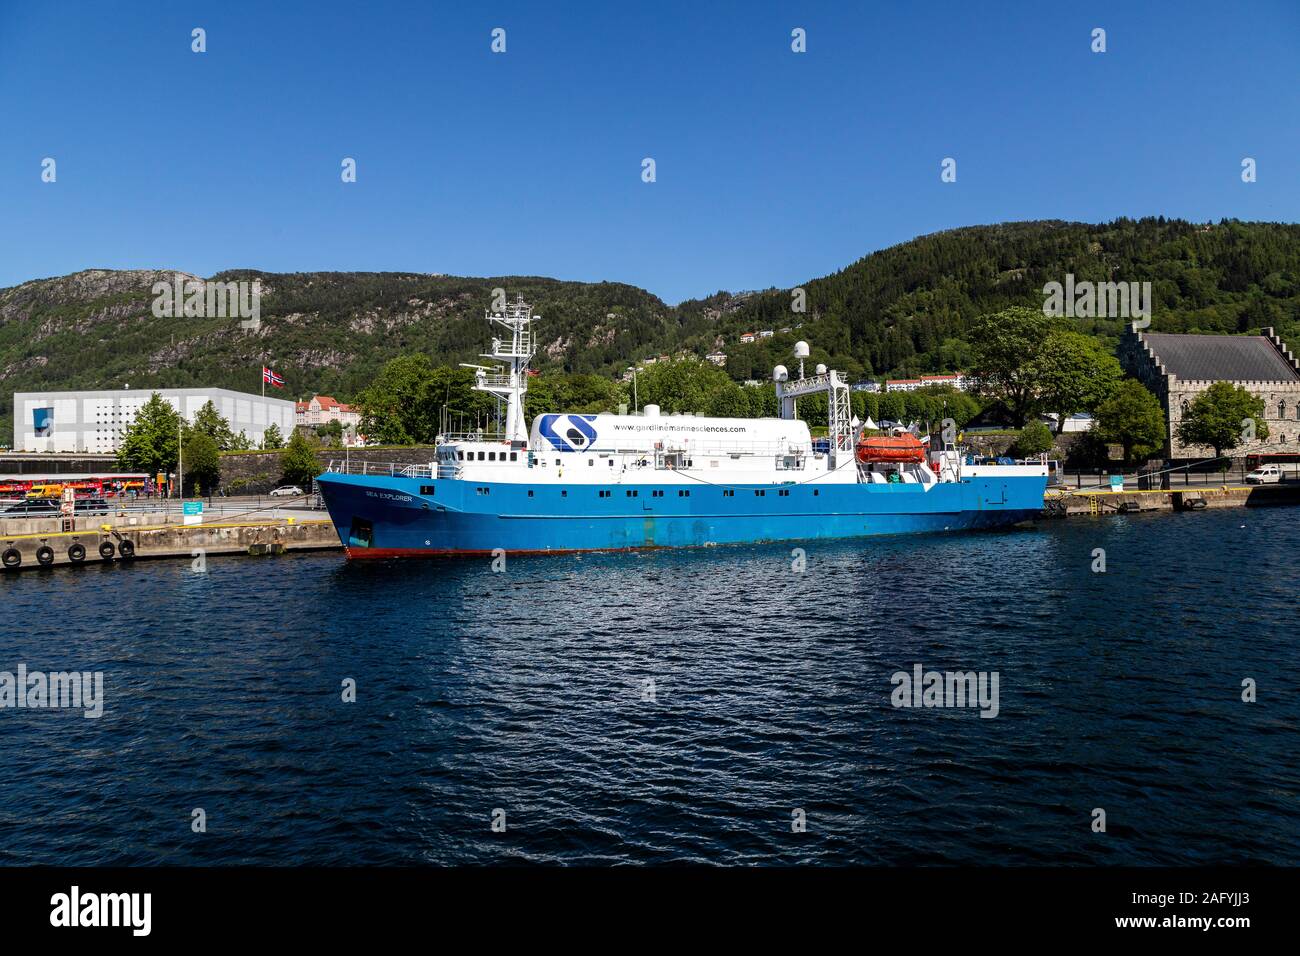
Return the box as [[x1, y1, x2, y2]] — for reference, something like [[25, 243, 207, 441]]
[[773, 346, 854, 470], [464, 294, 537, 445]]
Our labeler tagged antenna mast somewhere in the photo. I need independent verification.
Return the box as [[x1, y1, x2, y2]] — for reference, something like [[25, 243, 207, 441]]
[[463, 294, 537, 444]]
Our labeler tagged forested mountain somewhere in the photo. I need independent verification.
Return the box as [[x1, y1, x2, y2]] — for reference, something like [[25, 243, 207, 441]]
[[700, 218, 1300, 383], [3, 218, 1298, 442]]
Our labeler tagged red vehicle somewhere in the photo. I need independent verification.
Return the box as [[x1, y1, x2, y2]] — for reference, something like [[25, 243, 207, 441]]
[[0, 473, 149, 501]]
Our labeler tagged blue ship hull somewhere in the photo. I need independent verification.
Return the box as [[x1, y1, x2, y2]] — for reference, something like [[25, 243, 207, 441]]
[[315, 471, 1046, 557]]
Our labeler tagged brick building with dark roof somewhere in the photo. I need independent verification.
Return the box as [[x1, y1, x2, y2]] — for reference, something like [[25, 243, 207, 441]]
[[1119, 324, 1300, 458]]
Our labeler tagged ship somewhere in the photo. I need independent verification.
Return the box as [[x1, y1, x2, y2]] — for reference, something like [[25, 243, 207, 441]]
[[315, 296, 1049, 557]]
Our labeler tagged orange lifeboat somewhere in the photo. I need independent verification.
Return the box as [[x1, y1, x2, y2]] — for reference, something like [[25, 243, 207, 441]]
[[856, 433, 925, 464]]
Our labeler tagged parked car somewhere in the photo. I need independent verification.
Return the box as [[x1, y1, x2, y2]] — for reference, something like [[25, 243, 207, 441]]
[[1245, 464, 1283, 485], [269, 485, 304, 497], [75, 497, 111, 515]]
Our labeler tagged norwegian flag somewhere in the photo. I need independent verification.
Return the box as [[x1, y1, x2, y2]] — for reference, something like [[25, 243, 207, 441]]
[[263, 366, 285, 388]]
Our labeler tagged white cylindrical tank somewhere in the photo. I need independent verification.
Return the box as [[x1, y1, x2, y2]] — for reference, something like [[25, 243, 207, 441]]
[[642, 404, 660, 417]]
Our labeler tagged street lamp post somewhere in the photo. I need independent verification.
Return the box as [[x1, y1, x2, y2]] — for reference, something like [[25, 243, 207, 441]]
[[177, 414, 183, 501]]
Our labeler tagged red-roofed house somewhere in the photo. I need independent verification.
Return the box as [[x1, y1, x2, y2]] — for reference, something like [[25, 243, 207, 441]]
[[297, 395, 361, 430]]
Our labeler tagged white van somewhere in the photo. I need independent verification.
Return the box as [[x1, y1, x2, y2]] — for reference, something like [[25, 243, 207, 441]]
[[1245, 464, 1283, 485]]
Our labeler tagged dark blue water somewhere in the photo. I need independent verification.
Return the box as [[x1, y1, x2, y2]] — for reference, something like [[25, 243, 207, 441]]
[[1, 508, 1297, 865]]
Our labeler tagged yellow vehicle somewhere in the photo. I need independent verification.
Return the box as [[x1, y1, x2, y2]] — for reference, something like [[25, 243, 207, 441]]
[[25, 483, 64, 500]]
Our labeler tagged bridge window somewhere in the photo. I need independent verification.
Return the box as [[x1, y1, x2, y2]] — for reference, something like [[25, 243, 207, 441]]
[[488, 452, 496, 461], [477, 451, 485, 461]]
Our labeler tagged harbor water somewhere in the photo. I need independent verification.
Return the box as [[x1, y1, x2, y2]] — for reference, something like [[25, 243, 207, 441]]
[[1, 507, 1297, 865]]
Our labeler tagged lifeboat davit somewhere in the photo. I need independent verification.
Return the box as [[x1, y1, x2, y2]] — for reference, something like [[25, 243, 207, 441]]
[[856, 433, 926, 464]]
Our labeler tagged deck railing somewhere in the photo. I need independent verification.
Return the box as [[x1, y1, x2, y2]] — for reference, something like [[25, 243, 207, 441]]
[[325, 459, 434, 478]]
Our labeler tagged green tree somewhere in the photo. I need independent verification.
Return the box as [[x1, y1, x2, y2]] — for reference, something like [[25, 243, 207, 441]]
[[1094, 380, 1167, 464], [1028, 331, 1123, 432], [1009, 420, 1055, 458], [705, 381, 751, 417], [315, 420, 344, 448], [636, 359, 733, 413], [182, 430, 221, 495], [191, 399, 237, 450], [262, 423, 285, 449], [357, 356, 493, 444], [116, 393, 182, 475], [742, 383, 778, 418], [970, 306, 1053, 426], [281, 431, 323, 487], [1175, 381, 1269, 460], [878, 392, 906, 422]]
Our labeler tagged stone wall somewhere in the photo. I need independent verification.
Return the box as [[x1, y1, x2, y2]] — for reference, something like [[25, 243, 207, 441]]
[[218, 446, 438, 493], [1167, 379, 1300, 458]]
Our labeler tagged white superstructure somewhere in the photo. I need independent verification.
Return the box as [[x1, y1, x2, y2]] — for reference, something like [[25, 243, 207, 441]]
[[411, 296, 1050, 490]]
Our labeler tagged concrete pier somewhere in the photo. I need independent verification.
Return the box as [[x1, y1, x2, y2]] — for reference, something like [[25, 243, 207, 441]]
[[1, 515, 341, 571], [1044, 482, 1300, 517]]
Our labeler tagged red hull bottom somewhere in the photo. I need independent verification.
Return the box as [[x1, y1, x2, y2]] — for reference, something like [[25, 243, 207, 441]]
[[343, 545, 647, 559]]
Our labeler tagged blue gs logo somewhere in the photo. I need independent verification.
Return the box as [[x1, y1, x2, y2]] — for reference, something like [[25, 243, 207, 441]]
[[538, 414, 597, 452]]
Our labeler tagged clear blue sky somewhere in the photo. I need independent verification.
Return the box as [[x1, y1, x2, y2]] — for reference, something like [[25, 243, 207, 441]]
[[1, 0, 1297, 304]]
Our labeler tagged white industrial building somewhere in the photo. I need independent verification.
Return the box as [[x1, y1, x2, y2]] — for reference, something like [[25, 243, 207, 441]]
[[12, 387, 296, 453]]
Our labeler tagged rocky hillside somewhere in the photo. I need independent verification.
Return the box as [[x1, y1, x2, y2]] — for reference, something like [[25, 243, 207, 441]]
[[0, 269, 698, 441]]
